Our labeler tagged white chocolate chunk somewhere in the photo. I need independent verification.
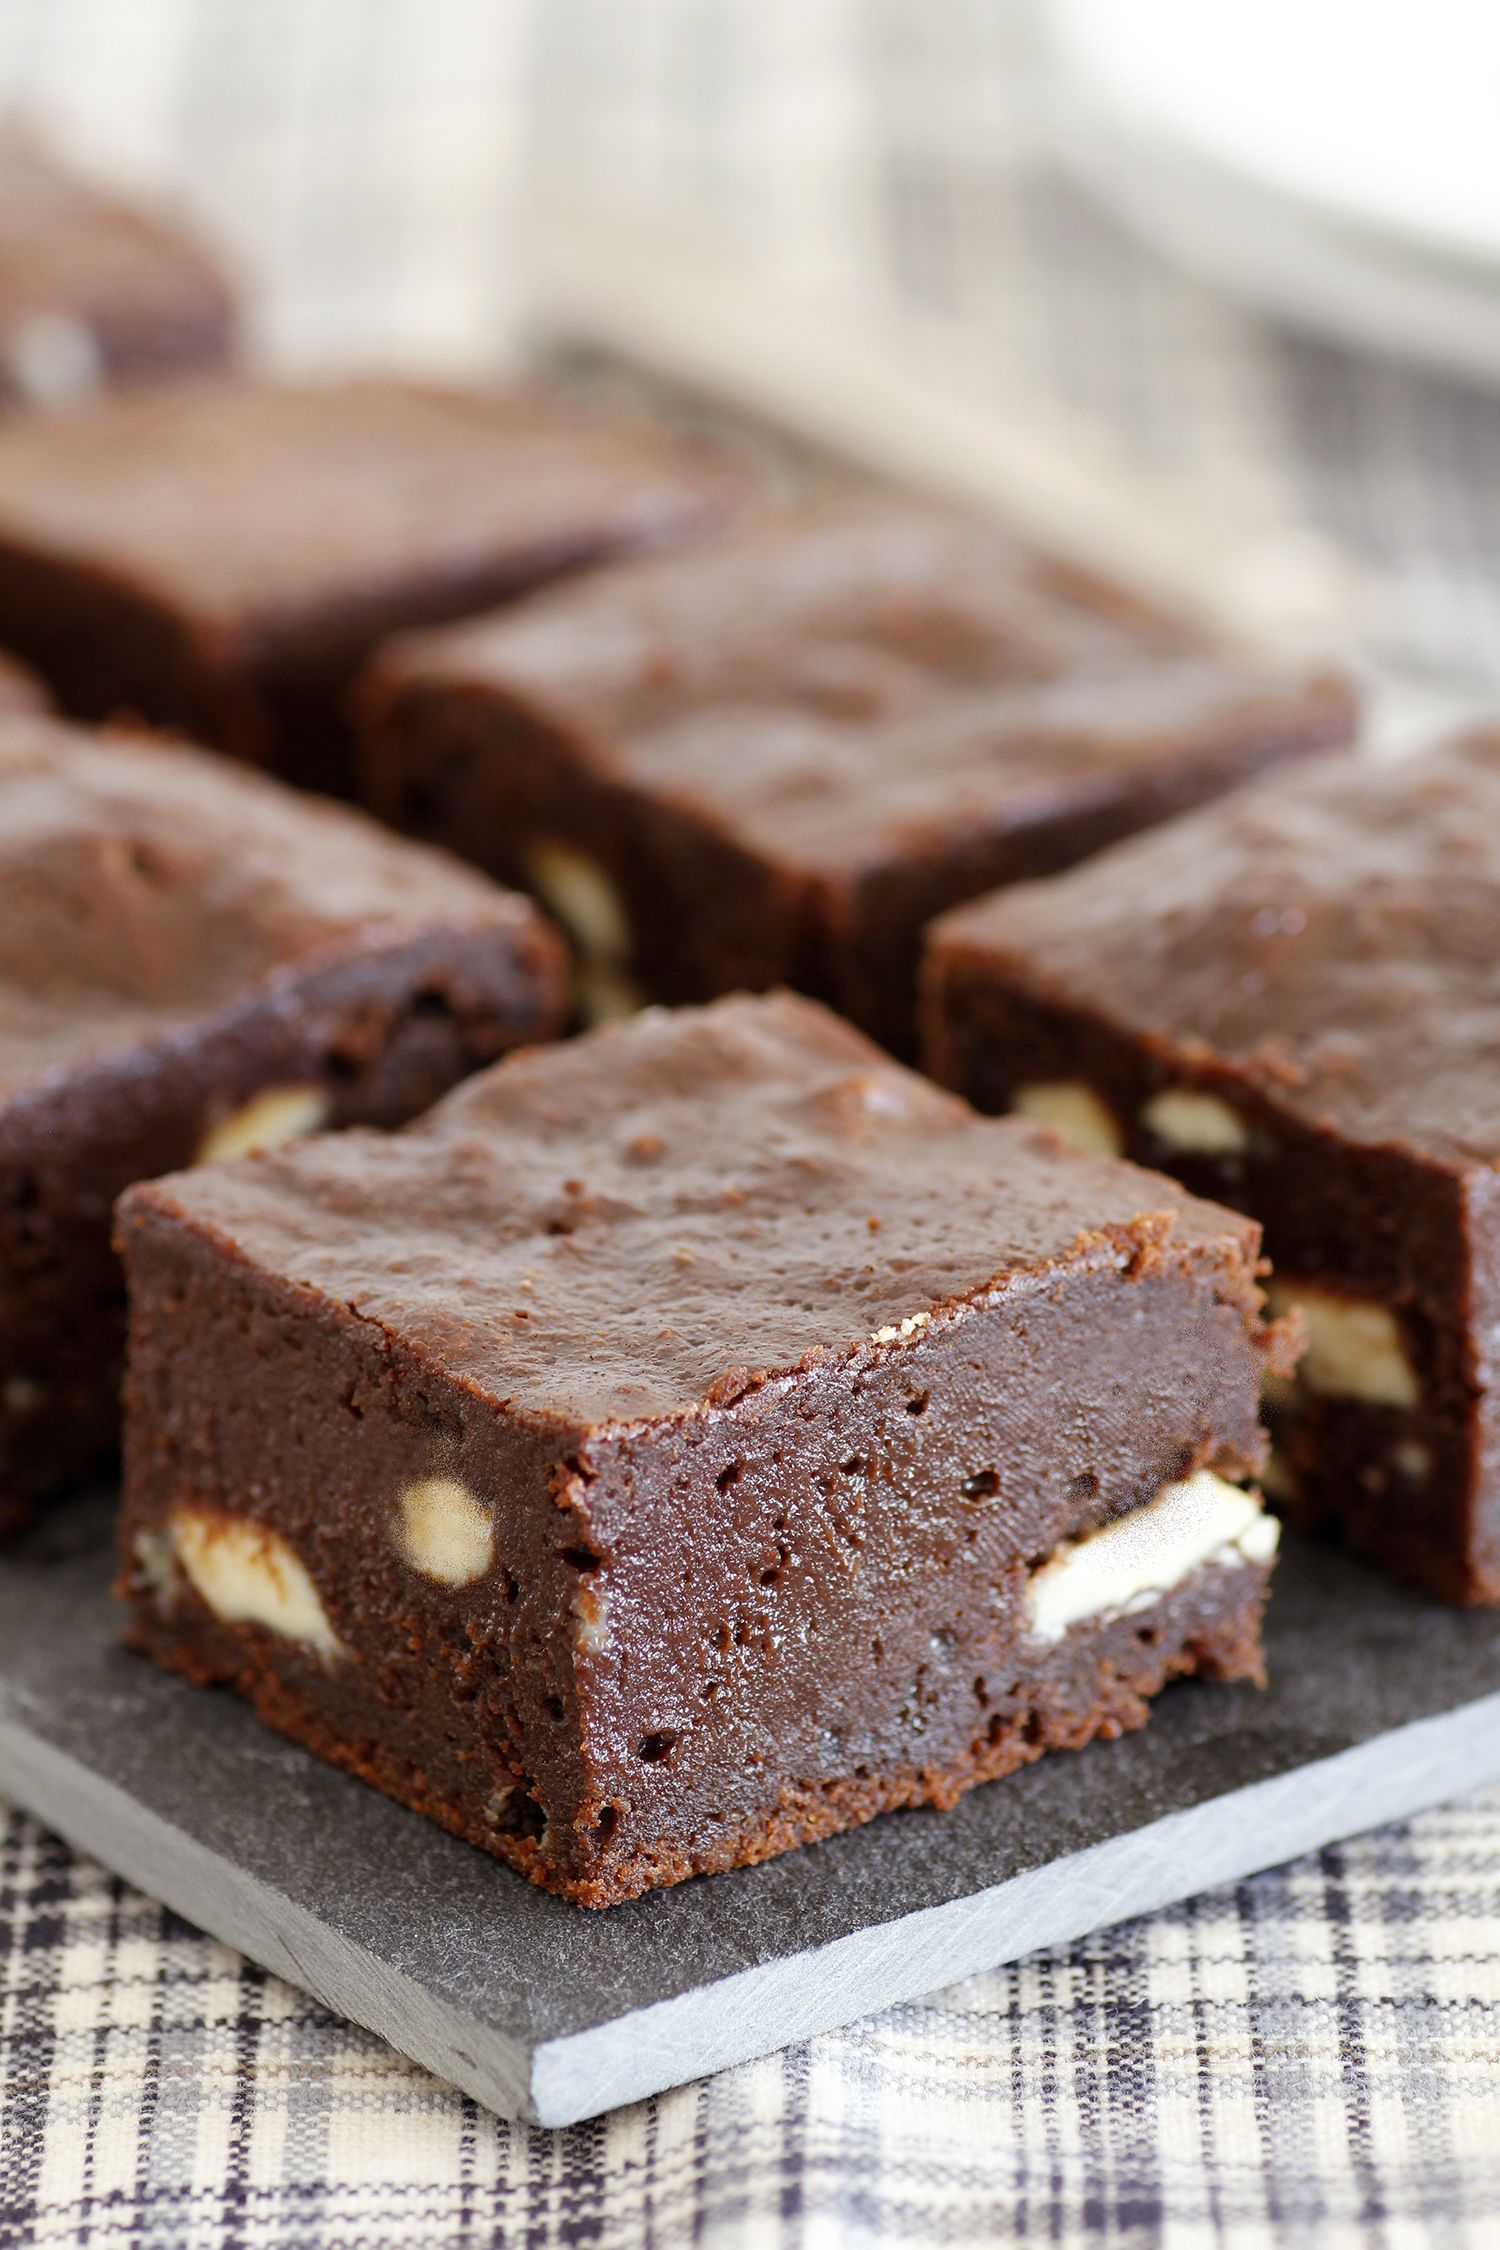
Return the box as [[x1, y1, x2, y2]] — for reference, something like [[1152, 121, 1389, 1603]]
[[197, 1083, 330, 1165], [1266, 1282, 1420, 1409], [133, 1526, 180, 1606], [1140, 1087, 1248, 1156], [526, 839, 631, 965], [1393, 1440, 1431, 1483], [572, 1584, 611, 1655], [171, 1509, 342, 1657], [395, 1475, 494, 1585], [1025, 1470, 1277, 1645], [1012, 1080, 1123, 1158], [6, 311, 104, 407]]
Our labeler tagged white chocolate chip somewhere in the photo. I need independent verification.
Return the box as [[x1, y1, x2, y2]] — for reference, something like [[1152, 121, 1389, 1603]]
[[133, 1525, 180, 1607], [1025, 1470, 1277, 1644], [1393, 1440, 1431, 1483], [395, 1475, 494, 1585], [5, 311, 104, 407], [1140, 1087, 1249, 1156], [171, 1509, 342, 1657], [572, 1584, 611, 1655], [526, 839, 631, 965], [1012, 1081, 1123, 1159], [196, 1084, 330, 1165], [1266, 1282, 1420, 1409], [869, 1310, 932, 1346]]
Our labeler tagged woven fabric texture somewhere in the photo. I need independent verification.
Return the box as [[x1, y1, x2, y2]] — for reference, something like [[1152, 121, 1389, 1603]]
[[5, 1789, 1500, 2249]]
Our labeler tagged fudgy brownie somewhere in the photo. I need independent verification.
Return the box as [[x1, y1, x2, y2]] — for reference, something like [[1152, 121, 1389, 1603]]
[[0, 132, 235, 411], [0, 713, 566, 1535], [0, 377, 741, 796], [357, 505, 1357, 1052], [924, 735, 1500, 1604], [117, 990, 1289, 1908]]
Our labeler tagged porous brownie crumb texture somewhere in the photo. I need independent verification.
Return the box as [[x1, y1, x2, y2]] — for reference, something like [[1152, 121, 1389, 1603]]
[[119, 993, 1283, 1905]]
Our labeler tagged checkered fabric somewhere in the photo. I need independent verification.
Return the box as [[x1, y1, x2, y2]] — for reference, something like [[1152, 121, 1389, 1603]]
[[4, 1791, 1500, 2247], [6, 1, 1500, 2239]]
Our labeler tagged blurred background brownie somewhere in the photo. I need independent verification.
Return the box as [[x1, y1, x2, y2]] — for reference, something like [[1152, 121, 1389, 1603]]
[[0, 711, 566, 1537], [117, 989, 1286, 1907], [358, 505, 1357, 1053], [925, 735, 1500, 1604], [0, 130, 236, 413], [0, 376, 744, 796]]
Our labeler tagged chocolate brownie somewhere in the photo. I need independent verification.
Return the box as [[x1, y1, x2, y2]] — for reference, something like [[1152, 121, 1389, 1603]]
[[924, 735, 1500, 1604], [117, 990, 1289, 1907], [0, 713, 566, 1535], [0, 377, 741, 797], [0, 132, 235, 411], [357, 504, 1357, 1052]]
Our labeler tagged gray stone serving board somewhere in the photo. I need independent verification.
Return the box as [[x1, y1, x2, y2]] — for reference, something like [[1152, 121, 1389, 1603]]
[[3, 1499, 1500, 2127]]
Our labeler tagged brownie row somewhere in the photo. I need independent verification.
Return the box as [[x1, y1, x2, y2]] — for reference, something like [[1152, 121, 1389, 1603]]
[[1, 127, 1487, 1911]]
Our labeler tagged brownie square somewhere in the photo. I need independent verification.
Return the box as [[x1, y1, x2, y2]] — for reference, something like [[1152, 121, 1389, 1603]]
[[924, 735, 1500, 1603], [356, 504, 1357, 1053], [0, 712, 566, 1533], [0, 376, 741, 796], [117, 990, 1287, 1907], [0, 132, 235, 411]]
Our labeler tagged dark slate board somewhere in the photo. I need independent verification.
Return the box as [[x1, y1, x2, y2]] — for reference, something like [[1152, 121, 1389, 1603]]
[[2, 1496, 1499, 2127]]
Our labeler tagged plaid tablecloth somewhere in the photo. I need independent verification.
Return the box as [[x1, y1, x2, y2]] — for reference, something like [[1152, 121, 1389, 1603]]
[[5, 3, 1500, 2241], [5, 1791, 1500, 2247]]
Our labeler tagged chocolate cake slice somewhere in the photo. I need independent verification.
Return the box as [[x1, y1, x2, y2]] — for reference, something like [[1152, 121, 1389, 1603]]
[[118, 991, 1289, 1906]]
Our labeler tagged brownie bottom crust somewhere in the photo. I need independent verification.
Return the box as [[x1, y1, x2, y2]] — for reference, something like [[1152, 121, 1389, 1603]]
[[124, 1491, 1273, 1909]]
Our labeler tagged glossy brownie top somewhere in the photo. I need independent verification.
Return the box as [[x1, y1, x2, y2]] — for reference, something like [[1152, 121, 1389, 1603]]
[[0, 376, 738, 630], [0, 712, 552, 1095], [125, 990, 1268, 1432], [368, 505, 1355, 870], [933, 736, 1500, 1169], [0, 134, 233, 388]]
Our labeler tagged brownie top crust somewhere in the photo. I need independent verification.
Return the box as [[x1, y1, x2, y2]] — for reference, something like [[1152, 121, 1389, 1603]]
[[367, 505, 1353, 871], [0, 712, 550, 1094], [124, 990, 1266, 1434], [0, 376, 736, 634], [0, 134, 233, 382], [932, 735, 1500, 1169]]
